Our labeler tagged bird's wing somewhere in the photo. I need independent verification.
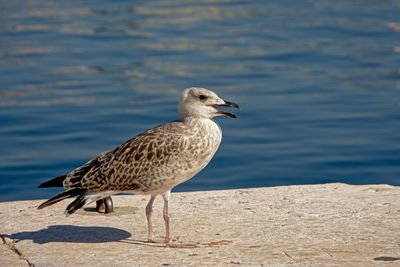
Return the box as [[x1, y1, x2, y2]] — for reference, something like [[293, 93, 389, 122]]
[[63, 121, 194, 191]]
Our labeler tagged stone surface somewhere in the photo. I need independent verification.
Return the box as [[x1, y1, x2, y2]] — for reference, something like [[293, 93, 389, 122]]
[[0, 183, 399, 266]]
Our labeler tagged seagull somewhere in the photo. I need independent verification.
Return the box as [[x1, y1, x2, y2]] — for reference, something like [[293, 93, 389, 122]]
[[37, 87, 239, 248]]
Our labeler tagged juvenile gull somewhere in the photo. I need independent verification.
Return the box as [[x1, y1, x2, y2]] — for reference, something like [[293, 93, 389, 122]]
[[37, 87, 239, 248]]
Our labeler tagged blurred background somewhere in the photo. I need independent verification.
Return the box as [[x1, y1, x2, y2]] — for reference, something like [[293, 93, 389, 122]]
[[1, 0, 399, 202]]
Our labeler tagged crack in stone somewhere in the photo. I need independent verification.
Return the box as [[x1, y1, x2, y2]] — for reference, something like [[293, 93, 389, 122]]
[[1, 235, 35, 267], [374, 256, 400, 262], [321, 248, 333, 257], [282, 251, 295, 262]]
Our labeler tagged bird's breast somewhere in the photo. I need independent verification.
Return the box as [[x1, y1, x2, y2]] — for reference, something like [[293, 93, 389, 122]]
[[175, 119, 222, 176]]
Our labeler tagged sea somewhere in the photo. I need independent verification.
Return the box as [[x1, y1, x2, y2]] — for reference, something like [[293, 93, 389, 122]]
[[1, 0, 399, 202]]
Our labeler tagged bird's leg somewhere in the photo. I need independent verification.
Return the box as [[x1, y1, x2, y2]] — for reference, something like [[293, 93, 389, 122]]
[[146, 195, 172, 244], [162, 191, 198, 248], [162, 194, 172, 244], [146, 195, 160, 243], [145, 192, 197, 247]]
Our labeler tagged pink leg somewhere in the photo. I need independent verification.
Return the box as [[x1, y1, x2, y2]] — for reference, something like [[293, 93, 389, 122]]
[[162, 191, 198, 248], [163, 196, 171, 244], [145, 192, 197, 248], [146, 195, 157, 242]]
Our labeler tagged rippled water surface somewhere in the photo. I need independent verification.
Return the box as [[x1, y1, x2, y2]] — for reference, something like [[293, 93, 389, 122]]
[[1, 0, 400, 201]]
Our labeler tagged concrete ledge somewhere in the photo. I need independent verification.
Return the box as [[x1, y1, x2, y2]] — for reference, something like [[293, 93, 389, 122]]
[[1, 183, 399, 266]]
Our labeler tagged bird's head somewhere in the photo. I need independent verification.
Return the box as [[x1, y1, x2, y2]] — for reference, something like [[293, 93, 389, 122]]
[[179, 87, 239, 120]]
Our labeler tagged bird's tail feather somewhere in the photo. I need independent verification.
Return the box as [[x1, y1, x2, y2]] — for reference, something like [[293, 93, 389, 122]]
[[37, 188, 86, 210], [38, 175, 67, 188], [64, 194, 88, 216], [64, 191, 108, 216]]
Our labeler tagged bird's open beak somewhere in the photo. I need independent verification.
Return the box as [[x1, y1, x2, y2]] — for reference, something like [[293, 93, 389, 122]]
[[213, 100, 240, 118]]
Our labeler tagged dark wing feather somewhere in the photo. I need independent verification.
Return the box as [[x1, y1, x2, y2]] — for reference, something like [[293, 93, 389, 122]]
[[37, 188, 86, 209], [62, 150, 113, 189], [38, 174, 67, 188]]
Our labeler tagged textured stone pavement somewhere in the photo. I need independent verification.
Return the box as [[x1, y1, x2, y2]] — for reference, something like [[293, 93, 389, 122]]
[[1, 183, 399, 266]]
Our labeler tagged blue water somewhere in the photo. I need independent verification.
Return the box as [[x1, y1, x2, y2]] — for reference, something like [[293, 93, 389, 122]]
[[1, 0, 399, 202]]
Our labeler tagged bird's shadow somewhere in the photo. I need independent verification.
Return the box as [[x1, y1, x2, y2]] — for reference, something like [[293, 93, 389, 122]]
[[2, 225, 131, 244]]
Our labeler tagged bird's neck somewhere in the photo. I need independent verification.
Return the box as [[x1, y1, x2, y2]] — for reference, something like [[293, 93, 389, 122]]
[[181, 117, 222, 136], [182, 116, 214, 126]]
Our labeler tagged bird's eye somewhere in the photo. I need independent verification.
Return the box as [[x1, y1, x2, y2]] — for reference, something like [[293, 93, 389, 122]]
[[199, 95, 207, 100]]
